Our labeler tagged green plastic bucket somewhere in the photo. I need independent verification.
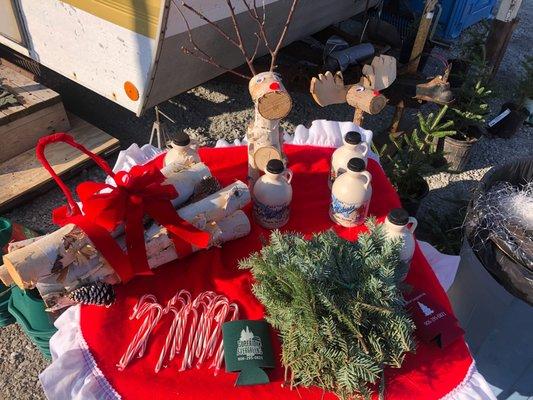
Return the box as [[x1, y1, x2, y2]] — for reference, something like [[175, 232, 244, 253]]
[[8, 287, 57, 358], [0, 218, 14, 327], [0, 285, 15, 326], [0, 217, 12, 249]]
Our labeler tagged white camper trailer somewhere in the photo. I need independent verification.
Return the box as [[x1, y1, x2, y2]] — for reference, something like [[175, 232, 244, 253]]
[[1, 0, 377, 115]]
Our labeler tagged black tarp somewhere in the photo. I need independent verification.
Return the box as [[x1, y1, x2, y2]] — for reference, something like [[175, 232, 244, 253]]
[[465, 157, 533, 306]]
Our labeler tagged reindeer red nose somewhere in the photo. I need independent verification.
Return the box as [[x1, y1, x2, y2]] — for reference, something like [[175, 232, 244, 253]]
[[269, 82, 280, 91]]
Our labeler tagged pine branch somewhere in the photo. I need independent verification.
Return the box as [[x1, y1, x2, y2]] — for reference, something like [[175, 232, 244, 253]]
[[240, 222, 415, 398]]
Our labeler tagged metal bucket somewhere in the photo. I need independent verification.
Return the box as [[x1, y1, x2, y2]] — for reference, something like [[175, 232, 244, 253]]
[[448, 241, 533, 399]]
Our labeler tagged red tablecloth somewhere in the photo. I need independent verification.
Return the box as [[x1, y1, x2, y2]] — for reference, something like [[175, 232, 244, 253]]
[[80, 145, 473, 399]]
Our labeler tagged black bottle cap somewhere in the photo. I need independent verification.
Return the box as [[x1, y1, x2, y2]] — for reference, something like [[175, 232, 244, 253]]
[[174, 132, 191, 146], [388, 208, 410, 226], [347, 157, 365, 172], [266, 159, 284, 174], [345, 131, 362, 145]]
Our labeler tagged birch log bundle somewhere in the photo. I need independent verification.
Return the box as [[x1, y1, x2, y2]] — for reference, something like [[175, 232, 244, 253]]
[[0, 158, 251, 310]]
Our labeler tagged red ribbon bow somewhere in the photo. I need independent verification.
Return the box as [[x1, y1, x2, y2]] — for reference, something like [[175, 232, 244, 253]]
[[37, 133, 210, 283]]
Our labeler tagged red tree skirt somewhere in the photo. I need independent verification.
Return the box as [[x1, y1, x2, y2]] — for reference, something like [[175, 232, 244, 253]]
[[80, 145, 472, 399]]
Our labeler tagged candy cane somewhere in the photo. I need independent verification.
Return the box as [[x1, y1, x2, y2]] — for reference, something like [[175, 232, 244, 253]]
[[120, 291, 239, 374], [198, 300, 229, 366], [172, 303, 191, 360], [164, 289, 191, 314], [138, 303, 163, 357], [180, 306, 199, 371], [118, 300, 162, 370], [130, 294, 158, 320], [155, 306, 181, 373], [211, 302, 239, 375]]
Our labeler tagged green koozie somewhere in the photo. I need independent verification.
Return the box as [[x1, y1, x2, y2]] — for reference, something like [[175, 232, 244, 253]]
[[222, 319, 275, 386]]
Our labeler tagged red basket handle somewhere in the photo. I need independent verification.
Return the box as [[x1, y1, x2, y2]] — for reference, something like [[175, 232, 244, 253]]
[[36, 133, 116, 216]]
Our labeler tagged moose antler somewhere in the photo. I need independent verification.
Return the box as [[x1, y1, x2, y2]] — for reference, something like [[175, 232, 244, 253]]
[[176, 0, 299, 75]]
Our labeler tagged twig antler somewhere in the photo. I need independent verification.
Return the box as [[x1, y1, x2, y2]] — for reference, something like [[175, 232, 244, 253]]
[[179, 0, 259, 77], [176, 0, 299, 76], [177, 5, 251, 79], [267, 0, 299, 71], [242, 0, 300, 71]]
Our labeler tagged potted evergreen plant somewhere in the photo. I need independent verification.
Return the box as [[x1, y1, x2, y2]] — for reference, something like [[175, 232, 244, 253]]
[[444, 80, 491, 172], [378, 105, 455, 214], [448, 22, 490, 89], [487, 56, 532, 138]]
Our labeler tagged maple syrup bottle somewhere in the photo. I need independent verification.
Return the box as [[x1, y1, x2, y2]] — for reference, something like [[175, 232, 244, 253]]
[[383, 208, 418, 264], [330, 157, 372, 227], [329, 131, 369, 188], [253, 159, 293, 229], [164, 132, 200, 166]]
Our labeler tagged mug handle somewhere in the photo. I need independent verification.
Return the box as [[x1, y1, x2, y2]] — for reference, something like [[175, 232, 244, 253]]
[[360, 142, 369, 158], [407, 217, 418, 233], [361, 171, 372, 189], [285, 169, 293, 184]]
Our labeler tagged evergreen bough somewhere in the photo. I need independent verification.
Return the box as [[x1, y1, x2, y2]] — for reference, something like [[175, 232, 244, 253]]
[[240, 221, 416, 399]]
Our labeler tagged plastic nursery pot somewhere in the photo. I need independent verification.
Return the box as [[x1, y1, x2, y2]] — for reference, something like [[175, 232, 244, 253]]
[[443, 126, 482, 173], [399, 175, 429, 216], [487, 102, 530, 139]]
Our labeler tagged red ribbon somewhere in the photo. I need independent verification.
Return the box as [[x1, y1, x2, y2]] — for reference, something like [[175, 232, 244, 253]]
[[37, 133, 210, 283]]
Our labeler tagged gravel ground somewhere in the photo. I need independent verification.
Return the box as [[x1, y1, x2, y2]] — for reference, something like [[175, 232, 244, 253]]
[[1, 2, 532, 399]]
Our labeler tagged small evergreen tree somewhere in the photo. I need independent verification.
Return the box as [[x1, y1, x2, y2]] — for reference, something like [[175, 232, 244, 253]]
[[240, 221, 416, 399]]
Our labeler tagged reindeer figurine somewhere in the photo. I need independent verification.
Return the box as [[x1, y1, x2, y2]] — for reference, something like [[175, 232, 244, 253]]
[[179, 0, 299, 185]]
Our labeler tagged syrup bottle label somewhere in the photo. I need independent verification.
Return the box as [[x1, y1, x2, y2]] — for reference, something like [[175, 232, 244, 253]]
[[330, 195, 368, 227], [253, 199, 290, 229]]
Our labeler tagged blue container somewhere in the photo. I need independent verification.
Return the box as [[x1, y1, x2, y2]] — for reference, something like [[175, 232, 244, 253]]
[[403, 0, 496, 41]]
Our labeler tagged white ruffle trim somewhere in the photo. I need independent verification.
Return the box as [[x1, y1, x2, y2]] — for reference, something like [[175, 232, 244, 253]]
[[40, 303, 494, 400], [215, 119, 380, 163], [440, 361, 496, 400], [39, 306, 121, 400], [40, 120, 493, 399]]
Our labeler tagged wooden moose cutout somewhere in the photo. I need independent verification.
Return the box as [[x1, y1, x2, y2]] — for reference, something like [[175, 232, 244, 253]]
[[310, 55, 397, 126], [179, 0, 299, 185]]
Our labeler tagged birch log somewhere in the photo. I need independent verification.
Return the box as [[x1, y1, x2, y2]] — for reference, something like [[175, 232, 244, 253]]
[[162, 161, 211, 207], [177, 181, 251, 226], [1, 182, 251, 309], [35, 211, 251, 310]]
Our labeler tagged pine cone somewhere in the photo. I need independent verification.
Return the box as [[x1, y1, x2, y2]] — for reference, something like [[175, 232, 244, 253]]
[[189, 176, 222, 203], [68, 282, 115, 306]]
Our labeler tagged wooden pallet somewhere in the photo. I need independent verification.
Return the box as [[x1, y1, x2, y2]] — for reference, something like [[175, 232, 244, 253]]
[[0, 63, 70, 163], [0, 114, 120, 213]]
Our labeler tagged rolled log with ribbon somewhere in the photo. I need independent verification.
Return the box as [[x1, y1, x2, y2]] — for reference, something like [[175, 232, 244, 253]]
[[0, 134, 251, 309], [1, 183, 251, 309]]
